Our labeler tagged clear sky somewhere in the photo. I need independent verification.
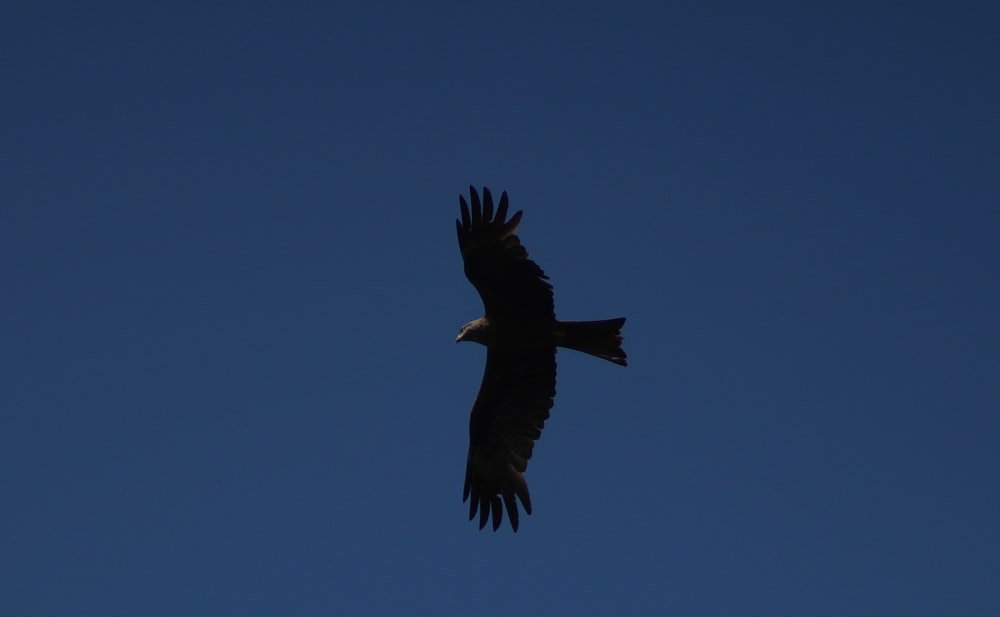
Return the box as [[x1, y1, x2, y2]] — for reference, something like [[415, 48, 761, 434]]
[[3, 2, 998, 615]]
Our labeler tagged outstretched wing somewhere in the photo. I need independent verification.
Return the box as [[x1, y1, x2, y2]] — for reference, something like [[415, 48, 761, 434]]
[[463, 345, 556, 532], [456, 186, 558, 531], [456, 186, 554, 323]]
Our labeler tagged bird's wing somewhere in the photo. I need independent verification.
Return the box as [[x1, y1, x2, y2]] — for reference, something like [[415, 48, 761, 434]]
[[456, 186, 554, 323], [456, 186, 558, 531], [464, 344, 556, 532]]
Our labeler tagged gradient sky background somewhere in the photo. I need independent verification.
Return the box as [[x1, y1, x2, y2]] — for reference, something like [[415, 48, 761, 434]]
[[3, 2, 998, 615]]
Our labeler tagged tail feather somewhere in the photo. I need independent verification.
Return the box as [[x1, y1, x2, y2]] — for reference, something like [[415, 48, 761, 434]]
[[554, 318, 627, 366]]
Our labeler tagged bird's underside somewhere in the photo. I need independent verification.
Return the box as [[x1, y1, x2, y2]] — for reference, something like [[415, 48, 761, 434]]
[[455, 186, 627, 532]]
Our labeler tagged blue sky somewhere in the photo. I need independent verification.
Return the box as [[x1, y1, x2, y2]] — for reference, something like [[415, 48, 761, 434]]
[[3, 2, 998, 615]]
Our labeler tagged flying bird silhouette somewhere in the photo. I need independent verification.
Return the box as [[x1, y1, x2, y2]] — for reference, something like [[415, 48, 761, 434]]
[[455, 186, 627, 532]]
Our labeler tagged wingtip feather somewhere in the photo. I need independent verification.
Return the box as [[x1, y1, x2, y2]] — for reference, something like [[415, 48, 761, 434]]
[[491, 498, 502, 531], [496, 191, 509, 223], [506, 209, 524, 234], [503, 492, 520, 532], [467, 490, 477, 521], [469, 186, 482, 225], [478, 495, 490, 529], [459, 196, 470, 228], [482, 187, 494, 222]]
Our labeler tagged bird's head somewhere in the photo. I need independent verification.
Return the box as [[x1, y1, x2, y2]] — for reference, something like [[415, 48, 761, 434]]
[[456, 317, 490, 345]]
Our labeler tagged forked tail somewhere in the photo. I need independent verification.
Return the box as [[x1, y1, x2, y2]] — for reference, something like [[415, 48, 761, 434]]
[[554, 318, 628, 366]]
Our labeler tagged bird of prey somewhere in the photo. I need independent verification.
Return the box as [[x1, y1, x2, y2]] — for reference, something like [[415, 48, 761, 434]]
[[455, 186, 627, 532]]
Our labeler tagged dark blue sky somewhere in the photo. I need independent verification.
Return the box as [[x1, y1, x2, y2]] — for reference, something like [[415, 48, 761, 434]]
[[3, 2, 998, 615]]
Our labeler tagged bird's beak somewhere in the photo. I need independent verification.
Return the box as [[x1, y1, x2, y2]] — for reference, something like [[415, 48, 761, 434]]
[[455, 334, 462, 343]]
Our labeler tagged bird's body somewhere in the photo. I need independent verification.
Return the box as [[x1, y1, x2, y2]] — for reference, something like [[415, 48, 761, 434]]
[[455, 186, 627, 532]]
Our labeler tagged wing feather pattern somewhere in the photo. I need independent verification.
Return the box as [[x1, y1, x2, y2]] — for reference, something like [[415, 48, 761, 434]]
[[462, 347, 556, 532], [456, 187, 553, 323], [456, 186, 558, 532]]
